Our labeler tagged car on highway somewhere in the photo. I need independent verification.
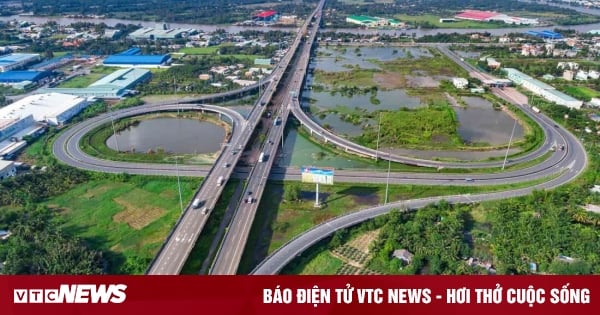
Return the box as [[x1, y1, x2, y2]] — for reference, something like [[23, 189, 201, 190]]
[[223, 163, 230, 168], [201, 207, 209, 215], [248, 191, 253, 195], [465, 178, 474, 182], [246, 196, 253, 204]]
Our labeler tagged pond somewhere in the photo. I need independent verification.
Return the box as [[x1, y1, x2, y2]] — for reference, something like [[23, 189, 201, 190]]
[[106, 117, 226, 154], [455, 97, 525, 145], [312, 46, 432, 72], [304, 90, 422, 112]]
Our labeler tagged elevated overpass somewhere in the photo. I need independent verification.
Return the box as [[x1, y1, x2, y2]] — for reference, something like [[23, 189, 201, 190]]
[[209, 0, 325, 275]]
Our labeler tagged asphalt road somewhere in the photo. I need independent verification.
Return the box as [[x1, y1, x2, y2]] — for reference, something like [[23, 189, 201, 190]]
[[209, 0, 325, 275], [49, 0, 588, 275], [290, 45, 556, 169], [53, 103, 245, 176], [252, 124, 587, 274]]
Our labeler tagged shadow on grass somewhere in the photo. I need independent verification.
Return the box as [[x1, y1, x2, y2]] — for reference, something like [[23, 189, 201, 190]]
[[61, 223, 131, 274], [325, 186, 380, 205]]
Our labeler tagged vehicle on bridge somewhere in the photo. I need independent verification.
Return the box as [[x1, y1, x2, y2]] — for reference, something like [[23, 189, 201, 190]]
[[192, 198, 202, 209], [273, 116, 281, 126], [217, 176, 224, 187], [258, 152, 266, 163]]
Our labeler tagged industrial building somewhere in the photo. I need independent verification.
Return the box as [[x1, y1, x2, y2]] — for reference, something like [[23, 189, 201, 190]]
[[0, 92, 90, 126], [253, 10, 279, 23], [40, 67, 151, 98], [454, 10, 538, 25], [1, 92, 89, 157], [0, 160, 16, 180], [103, 49, 171, 68], [0, 53, 41, 72], [0, 70, 52, 83], [29, 54, 73, 71], [346, 15, 403, 27], [128, 27, 197, 40], [504, 68, 582, 109], [525, 30, 562, 40]]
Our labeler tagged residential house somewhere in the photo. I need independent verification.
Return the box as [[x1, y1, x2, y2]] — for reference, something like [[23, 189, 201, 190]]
[[392, 249, 414, 264], [452, 77, 469, 89]]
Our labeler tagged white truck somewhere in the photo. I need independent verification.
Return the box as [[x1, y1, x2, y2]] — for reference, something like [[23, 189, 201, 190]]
[[217, 176, 224, 187], [192, 198, 201, 209], [258, 152, 266, 163], [532, 106, 541, 113]]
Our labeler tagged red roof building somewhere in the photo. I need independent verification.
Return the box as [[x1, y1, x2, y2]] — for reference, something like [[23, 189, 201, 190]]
[[254, 10, 277, 19], [454, 10, 500, 21]]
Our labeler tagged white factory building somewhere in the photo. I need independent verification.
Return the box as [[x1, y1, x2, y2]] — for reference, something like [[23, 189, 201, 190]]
[[0, 160, 16, 180], [0, 93, 89, 159], [1, 92, 90, 126], [504, 68, 583, 109]]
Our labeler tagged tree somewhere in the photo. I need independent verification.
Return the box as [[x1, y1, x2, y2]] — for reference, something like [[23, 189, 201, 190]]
[[284, 183, 301, 202]]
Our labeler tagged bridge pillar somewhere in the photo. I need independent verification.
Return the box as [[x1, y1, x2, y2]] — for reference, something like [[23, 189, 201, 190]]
[[345, 146, 348, 152], [310, 129, 313, 135]]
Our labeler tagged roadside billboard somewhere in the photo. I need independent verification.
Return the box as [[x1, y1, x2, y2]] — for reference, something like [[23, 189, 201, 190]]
[[301, 166, 334, 185]]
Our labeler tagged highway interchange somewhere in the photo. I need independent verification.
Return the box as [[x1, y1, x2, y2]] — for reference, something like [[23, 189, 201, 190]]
[[51, 0, 588, 275], [209, 0, 325, 275]]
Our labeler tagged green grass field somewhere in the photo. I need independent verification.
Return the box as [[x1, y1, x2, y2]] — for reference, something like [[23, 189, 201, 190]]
[[178, 46, 221, 55], [58, 66, 117, 88], [45, 176, 201, 274], [561, 85, 600, 101], [238, 176, 558, 273], [285, 250, 344, 275], [394, 14, 509, 29]]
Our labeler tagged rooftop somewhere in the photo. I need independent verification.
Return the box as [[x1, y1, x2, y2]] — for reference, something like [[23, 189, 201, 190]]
[[89, 68, 150, 89], [254, 10, 277, 18], [129, 27, 196, 39], [0, 93, 87, 121], [0, 70, 51, 82], [455, 10, 499, 21], [103, 54, 170, 65], [347, 15, 379, 23], [0, 160, 14, 170], [0, 53, 40, 65]]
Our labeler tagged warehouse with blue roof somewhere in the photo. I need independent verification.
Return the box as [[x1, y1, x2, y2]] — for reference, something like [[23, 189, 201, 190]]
[[0, 71, 52, 83], [0, 53, 41, 72], [525, 30, 562, 40], [103, 48, 171, 68]]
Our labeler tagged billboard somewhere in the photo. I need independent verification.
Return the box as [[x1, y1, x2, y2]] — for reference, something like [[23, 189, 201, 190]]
[[301, 166, 334, 185]]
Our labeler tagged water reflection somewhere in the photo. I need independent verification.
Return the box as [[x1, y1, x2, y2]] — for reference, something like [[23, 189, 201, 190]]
[[106, 117, 225, 154]]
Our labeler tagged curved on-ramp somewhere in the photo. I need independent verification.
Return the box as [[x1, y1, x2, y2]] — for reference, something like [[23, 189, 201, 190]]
[[251, 123, 587, 274], [53, 103, 245, 177]]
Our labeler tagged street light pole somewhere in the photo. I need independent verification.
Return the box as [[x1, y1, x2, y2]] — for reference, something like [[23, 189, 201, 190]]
[[174, 75, 183, 213], [375, 112, 382, 162], [385, 147, 391, 205], [109, 109, 120, 152], [502, 118, 517, 170]]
